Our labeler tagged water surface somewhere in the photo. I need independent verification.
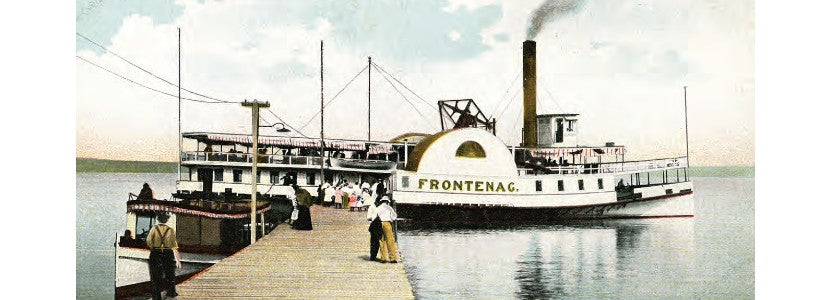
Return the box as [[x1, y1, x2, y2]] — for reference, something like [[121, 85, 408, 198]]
[[397, 177, 754, 299], [77, 174, 753, 299]]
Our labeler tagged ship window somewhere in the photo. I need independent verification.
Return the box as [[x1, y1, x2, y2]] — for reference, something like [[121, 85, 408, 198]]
[[557, 180, 564, 191], [270, 171, 279, 184], [455, 141, 486, 158], [535, 180, 542, 192], [401, 176, 409, 188], [214, 169, 223, 182], [134, 213, 156, 241], [597, 178, 603, 190], [233, 170, 242, 183], [306, 172, 316, 185], [578, 179, 584, 190], [566, 120, 576, 132]]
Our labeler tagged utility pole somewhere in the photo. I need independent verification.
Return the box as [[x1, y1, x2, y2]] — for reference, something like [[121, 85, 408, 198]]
[[242, 100, 269, 245], [368, 56, 372, 141]]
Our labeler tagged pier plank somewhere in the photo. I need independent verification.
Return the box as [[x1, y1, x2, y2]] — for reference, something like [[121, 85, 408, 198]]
[[176, 205, 414, 299]]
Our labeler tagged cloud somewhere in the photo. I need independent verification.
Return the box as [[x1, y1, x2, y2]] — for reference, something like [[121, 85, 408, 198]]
[[76, 0, 754, 165], [76, 0, 184, 53]]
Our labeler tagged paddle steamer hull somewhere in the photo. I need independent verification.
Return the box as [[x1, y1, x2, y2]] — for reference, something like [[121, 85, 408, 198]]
[[395, 190, 694, 224]]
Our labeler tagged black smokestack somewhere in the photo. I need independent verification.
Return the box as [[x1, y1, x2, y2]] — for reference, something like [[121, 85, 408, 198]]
[[522, 40, 537, 148], [526, 0, 584, 39]]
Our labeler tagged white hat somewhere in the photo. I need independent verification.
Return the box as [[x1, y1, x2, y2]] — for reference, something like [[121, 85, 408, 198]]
[[379, 195, 391, 202]]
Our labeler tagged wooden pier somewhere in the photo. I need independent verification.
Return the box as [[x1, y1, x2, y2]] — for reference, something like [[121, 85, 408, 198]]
[[176, 205, 414, 299]]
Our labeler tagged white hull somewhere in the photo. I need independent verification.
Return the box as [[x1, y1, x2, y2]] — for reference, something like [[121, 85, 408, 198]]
[[394, 181, 694, 223], [115, 246, 224, 288]]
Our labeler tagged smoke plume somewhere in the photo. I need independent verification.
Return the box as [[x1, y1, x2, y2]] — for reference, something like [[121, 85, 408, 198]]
[[526, 0, 585, 39]]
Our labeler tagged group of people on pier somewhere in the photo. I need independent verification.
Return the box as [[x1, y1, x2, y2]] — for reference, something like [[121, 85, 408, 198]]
[[319, 178, 386, 211]]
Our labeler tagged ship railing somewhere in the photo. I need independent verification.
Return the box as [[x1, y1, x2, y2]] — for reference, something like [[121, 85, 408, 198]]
[[181, 151, 399, 167], [518, 156, 688, 175]]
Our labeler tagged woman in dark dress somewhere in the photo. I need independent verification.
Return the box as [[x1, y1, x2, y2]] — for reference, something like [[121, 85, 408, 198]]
[[292, 185, 313, 230]]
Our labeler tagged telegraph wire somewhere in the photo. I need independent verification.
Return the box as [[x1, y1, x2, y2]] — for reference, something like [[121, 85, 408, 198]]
[[264, 108, 310, 138], [76, 32, 233, 103], [76, 55, 230, 104]]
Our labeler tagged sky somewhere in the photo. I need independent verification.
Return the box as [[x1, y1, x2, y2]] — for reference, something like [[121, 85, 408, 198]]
[[75, 0, 754, 165]]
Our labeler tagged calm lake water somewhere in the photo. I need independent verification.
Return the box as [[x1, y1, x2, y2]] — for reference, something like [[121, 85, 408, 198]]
[[77, 174, 753, 299]]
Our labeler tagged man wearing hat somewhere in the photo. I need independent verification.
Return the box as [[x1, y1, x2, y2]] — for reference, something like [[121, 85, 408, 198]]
[[376, 195, 399, 263], [146, 212, 182, 299]]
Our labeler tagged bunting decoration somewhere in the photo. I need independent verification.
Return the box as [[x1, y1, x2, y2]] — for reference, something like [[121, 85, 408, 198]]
[[128, 202, 272, 219]]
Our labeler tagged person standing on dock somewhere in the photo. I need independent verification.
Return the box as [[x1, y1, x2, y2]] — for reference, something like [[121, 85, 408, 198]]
[[146, 212, 181, 300], [366, 199, 386, 262], [292, 185, 313, 230], [376, 195, 399, 263]]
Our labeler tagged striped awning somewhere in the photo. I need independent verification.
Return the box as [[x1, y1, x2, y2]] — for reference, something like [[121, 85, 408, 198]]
[[128, 202, 271, 219]]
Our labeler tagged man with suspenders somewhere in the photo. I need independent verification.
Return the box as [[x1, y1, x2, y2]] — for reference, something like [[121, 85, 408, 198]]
[[146, 212, 182, 299]]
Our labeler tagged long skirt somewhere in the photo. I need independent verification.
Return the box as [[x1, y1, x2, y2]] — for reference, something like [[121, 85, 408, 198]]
[[292, 205, 313, 230]]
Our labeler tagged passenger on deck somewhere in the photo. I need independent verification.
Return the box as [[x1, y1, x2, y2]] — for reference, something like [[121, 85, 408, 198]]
[[137, 183, 154, 200]]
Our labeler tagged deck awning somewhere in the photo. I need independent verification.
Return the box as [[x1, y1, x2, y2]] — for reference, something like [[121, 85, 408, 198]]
[[183, 132, 396, 152]]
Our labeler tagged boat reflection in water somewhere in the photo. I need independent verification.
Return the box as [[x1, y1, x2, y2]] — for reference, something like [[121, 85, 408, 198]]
[[397, 218, 695, 299]]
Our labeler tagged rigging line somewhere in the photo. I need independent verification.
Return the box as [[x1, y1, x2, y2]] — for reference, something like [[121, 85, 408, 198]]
[[495, 87, 522, 121], [538, 74, 565, 113], [490, 70, 522, 119], [372, 64, 436, 130], [77, 55, 230, 104], [76, 32, 232, 103], [509, 98, 524, 143], [297, 65, 370, 132], [264, 108, 310, 138], [370, 62, 438, 113], [540, 84, 564, 113]]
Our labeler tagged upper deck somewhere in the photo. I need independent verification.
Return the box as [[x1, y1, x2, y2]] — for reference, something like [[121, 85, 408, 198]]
[[180, 131, 687, 177]]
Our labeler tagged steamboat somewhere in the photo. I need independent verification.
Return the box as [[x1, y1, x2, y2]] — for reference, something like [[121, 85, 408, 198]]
[[114, 39, 693, 297]]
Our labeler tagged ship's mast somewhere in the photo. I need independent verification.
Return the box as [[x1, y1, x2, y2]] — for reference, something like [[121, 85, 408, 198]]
[[684, 86, 690, 168], [320, 40, 325, 187], [177, 28, 182, 180], [368, 56, 372, 141]]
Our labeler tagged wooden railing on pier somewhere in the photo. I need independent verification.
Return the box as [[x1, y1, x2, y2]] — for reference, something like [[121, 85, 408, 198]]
[[176, 205, 414, 299]]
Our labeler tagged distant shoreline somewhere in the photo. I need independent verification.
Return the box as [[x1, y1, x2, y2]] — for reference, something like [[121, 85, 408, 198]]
[[76, 157, 754, 177]]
